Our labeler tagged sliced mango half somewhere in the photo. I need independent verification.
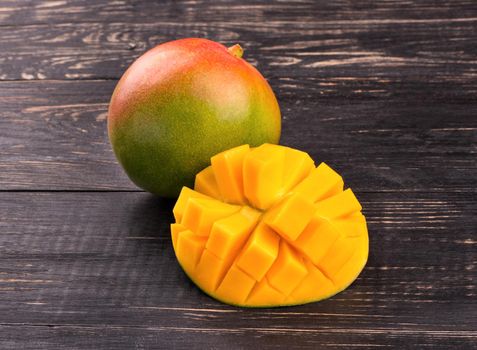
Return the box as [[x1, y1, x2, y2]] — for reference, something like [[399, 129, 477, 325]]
[[172, 144, 368, 307]]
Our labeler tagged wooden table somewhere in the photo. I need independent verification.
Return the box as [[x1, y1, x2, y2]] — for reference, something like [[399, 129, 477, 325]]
[[1, 1, 476, 348]]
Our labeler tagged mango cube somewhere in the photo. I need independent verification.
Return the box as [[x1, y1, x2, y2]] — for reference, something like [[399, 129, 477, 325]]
[[333, 234, 369, 289], [211, 144, 249, 204], [315, 188, 362, 219], [247, 277, 286, 305], [216, 264, 256, 304], [236, 223, 280, 281], [206, 206, 261, 260], [195, 249, 226, 291], [318, 236, 355, 281], [173, 187, 209, 222], [181, 197, 240, 236], [294, 215, 341, 265], [170, 223, 187, 251], [288, 260, 335, 303], [194, 166, 222, 199], [265, 193, 316, 241], [282, 147, 315, 192], [267, 241, 308, 295], [292, 162, 344, 202], [176, 230, 207, 274], [243, 143, 285, 210], [332, 212, 368, 238]]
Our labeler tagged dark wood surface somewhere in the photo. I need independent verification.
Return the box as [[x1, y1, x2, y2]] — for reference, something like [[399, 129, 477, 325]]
[[0, 1, 476, 349]]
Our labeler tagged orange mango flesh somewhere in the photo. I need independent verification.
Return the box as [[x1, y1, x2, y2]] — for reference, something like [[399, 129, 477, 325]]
[[172, 144, 368, 307]]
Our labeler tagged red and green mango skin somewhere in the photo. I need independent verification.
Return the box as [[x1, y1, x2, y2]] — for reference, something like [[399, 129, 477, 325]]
[[108, 38, 281, 197]]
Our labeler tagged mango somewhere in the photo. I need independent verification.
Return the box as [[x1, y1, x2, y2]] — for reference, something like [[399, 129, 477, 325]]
[[172, 144, 368, 307], [108, 38, 281, 197]]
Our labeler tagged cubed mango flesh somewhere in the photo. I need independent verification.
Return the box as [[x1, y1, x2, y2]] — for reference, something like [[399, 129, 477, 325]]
[[171, 144, 368, 307], [194, 166, 222, 199]]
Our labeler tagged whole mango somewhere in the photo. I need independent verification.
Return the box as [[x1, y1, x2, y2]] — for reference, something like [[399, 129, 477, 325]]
[[108, 38, 281, 197]]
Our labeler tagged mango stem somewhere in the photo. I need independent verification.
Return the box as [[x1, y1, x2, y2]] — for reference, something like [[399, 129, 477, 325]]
[[227, 44, 244, 58]]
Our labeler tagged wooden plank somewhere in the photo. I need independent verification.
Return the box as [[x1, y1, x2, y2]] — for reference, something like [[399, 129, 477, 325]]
[[0, 80, 475, 191], [1, 0, 476, 26], [0, 191, 475, 348], [0, 323, 476, 349], [0, 17, 476, 85], [0, 0, 475, 348]]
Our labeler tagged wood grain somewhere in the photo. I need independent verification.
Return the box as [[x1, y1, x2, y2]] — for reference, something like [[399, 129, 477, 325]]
[[0, 0, 476, 25], [0, 14, 476, 86], [0, 192, 475, 349], [0, 0, 476, 348], [0, 80, 475, 192]]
